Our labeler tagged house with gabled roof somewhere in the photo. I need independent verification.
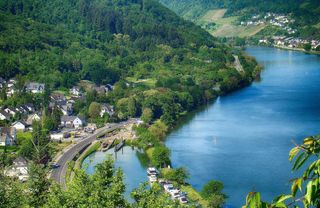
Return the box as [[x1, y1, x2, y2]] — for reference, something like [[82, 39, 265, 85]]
[[70, 86, 82, 97], [4, 107, 17, 117], [12, 121, 27, 131], [0, 110, 11, 120], [0, 127, 16, 146], [100, 104, 114, 117], [25, 82, 45, 94], [26, 113, 41, 125], [61, 115, 85, 129], [5, 157, 29, 182]]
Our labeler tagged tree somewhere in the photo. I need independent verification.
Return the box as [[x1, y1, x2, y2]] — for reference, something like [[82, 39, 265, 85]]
[[201, 180, 225, 199], [201, 180, 227, 208], [0, 172, 26, 208], [27, 163, 51, 207], [141, 108, 153, 124], [163, 167, 190, 185], [149, 120, 168, 140], [131, 183, 180, 207], [151, 145, 171, 168], [208, 194, 226, 208], [45, 157, 127, 207], [243, 136, 320, 208], [128, 97, 140, 117], [88, 102, 101, 120], [29, 121, 51, 163], [304, 43, 312, 51]]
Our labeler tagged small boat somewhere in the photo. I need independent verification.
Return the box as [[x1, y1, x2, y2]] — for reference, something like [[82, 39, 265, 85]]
[[147, 167, 158, 176]]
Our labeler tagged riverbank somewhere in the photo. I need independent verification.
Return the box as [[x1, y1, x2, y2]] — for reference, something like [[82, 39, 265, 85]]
[[78, 50, 263, 206], [274, 45, 320, 55]]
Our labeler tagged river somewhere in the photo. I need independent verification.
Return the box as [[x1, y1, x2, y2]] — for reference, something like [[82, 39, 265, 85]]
[[83, 47, 320, 207]]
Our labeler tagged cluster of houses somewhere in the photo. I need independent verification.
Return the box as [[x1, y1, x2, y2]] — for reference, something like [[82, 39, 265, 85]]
[[1, 80, 116, 181], [0, 105, 41, 146], [259, 36, 320, 50], [0, 78, 45, 97], [0, 77, 116, 146], [241, 12, 297, 35]]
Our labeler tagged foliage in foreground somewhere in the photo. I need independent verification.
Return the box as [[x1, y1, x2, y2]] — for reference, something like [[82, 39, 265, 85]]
[[243, 136, 320, 208]]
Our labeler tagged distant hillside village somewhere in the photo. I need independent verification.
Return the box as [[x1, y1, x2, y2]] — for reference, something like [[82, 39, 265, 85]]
[[0, 78, 115, 147], [240, 12, 320, 51]]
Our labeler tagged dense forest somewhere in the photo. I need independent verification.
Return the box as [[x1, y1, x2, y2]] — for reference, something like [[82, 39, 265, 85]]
[[0, 0, 259, 126], [159, 0, 320, 38]]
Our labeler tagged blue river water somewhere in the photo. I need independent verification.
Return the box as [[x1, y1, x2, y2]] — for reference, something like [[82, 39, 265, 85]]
[[83, 47, 320, 207]]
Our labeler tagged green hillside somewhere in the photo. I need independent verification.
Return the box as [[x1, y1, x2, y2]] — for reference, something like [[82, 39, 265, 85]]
[[159, 0, 320, 38], [0, 0, 260, 124]]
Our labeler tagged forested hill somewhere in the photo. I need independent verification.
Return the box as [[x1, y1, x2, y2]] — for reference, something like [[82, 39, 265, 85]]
[[0, 0, 260, 126], [0, 0, 216, 48], [159, 0, 320, 25]]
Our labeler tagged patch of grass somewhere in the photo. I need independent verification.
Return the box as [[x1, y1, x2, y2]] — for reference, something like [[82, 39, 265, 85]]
[[145, 147, 154, 160], [181, 185, 208, 207], [126, 77, 156, 88], [160, 167, 173, 177], [211, 23, 266, 37], [200, 9, 227, 22], [16, 131, 32, 140], [0, 146, 19, 153]]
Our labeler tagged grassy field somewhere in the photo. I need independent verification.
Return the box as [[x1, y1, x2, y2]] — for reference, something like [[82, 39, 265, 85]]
[[181, 185, 208, 207], [212, 24, 266, 37], [146, 147, 154, 160], [200, 9, 226, 22], [198, 9, 266, 37], [126, 77, 156, 88]]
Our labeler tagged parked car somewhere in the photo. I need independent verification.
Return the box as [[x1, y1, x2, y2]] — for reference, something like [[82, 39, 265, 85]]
[[51, 164, 60, 169], [179, 196, 188, 204]]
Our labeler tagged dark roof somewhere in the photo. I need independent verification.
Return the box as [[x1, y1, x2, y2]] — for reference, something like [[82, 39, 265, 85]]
[[0, 110, 10, 118], [13, 157, 28, 167], [0, 77, 5, 83]]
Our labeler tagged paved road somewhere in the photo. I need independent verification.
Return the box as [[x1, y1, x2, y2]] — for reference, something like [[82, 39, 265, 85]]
[[50, 122, 129, 188]]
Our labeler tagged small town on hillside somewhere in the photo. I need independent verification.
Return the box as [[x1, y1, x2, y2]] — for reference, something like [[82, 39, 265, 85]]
[[0, 76, 191, 204], [0, 78, 120, 178], [240, 12, 320, 51]]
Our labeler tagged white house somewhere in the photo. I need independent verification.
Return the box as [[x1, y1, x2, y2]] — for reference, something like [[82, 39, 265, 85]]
[[12, 121, 27, 131], [0, 110, 11, 120], [26, 113, 41, 125], [61, 116, 84, 129], [58, 103, 73, 116], [4, 107, 17, 116], [70, 86, 82, 96], [5, 157, 28, 182], [100, 104, 114, 117], [25, 82, 45, 94], [0, 127, 16, 146]]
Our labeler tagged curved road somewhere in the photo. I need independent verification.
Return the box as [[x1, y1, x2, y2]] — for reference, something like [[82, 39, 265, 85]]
[[50, 122, 130, 188]]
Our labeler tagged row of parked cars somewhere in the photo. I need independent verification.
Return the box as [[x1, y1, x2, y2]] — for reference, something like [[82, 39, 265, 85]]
[[147, 167, 188, 204]]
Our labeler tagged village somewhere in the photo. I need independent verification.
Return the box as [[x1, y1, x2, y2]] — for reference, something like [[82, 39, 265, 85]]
[[239, 12, 320, 51], [0, 77, 119, 180]]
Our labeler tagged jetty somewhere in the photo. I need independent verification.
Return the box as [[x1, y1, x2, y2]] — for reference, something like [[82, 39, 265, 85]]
[[101, 138, 116, 152], [114, 139, 125, 152]]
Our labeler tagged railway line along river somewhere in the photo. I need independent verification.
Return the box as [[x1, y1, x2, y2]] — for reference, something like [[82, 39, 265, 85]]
[[83, 46, 320, 207]]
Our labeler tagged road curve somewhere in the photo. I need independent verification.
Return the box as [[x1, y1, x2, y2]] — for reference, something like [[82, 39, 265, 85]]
[[50, 122, 127, 188]]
